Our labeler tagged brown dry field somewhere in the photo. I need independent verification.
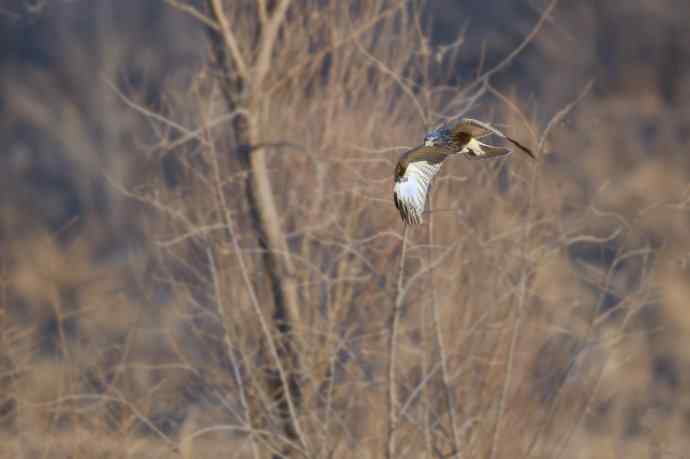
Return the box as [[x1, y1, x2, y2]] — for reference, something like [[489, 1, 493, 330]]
[[1, 1, 690, 458]]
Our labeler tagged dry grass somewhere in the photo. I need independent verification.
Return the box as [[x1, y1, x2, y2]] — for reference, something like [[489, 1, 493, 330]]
[[1, 0, 689, 458]]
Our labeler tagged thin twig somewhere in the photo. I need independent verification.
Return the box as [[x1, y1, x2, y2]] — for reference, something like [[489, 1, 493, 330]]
[[165, 0, 219, 30], [537, 80, 594, 156], [266, 1, 406, 96], [489, 272, 527, 459], [355, 41, 428, 126], [104, 78, 195, 138], [255, 0, 292, 85], [451, 0, 559, 106], [208, 0, 250, 79], [206, 121, 309, 455], [206, 248, 261, 459], [429, 193, 462, 459], [386, 224, 408, 459]]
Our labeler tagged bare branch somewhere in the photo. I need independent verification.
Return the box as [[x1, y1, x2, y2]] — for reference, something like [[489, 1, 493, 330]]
[[208, 0, 250, 79], [355, 41, 428, 125], [104, 77, 195, 138], [255, 0, 292, 85], [452, 0, 559, 104], [165, 0, 219, 30], [267, 1, 406, 95], [537, 79, 594, 156], [428, 192, 461, 459], [386, 224, 408, 459]]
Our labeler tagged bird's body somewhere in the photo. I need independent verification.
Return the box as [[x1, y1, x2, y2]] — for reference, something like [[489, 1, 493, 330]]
[[393, 118, 535, 225]]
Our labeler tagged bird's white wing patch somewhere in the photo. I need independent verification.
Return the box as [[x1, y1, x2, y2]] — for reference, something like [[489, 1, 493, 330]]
[[464, 139, 511, 160], [394, 161, 441, 225]]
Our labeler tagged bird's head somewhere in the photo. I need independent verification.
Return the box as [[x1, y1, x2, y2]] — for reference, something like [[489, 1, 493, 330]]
[[423, 125, 452, 148]]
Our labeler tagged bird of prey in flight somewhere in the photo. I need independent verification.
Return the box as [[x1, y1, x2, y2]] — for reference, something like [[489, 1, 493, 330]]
[[393, 118, 535, 225]]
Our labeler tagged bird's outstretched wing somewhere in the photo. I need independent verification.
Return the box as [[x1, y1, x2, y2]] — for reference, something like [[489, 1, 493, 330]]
[[452, 118, 497, 138], [393, 160, 441, 225], [454, 118, 535, 159], [465, 139, 511, 160]]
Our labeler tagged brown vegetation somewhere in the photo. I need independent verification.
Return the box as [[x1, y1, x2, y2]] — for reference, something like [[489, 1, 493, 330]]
[[0, 0, 689, 458]]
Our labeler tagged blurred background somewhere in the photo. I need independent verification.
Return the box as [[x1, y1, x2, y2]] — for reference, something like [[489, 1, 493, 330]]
[[1, 0, 689, 458]]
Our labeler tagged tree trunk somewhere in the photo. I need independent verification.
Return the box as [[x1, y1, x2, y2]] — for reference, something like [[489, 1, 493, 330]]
[[204, 2, 303, 457]]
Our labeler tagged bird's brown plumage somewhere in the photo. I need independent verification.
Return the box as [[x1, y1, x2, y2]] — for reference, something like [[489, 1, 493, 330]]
[[392, 118, 535, 225], [395, 145, 451, 179], [451, 118, 535, 159]]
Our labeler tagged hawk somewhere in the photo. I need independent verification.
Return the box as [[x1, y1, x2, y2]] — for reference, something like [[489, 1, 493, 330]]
[[393, 118, 535, 225]]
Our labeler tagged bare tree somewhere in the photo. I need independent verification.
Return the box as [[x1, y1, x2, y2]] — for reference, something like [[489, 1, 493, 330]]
[[2, 1, 679, 458], [202, 2, 307, 456]]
